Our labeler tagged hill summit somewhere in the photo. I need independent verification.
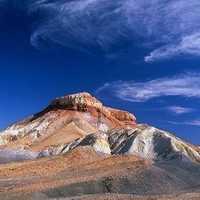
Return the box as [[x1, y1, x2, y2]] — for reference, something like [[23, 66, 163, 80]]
[[0, 92, 136, 152]]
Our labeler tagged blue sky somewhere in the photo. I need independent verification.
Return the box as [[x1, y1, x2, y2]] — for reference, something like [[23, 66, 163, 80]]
[[0, 0, 200, 144]]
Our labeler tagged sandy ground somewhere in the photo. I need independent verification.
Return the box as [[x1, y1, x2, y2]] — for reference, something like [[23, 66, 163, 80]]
[[0, 146, 199, 200]]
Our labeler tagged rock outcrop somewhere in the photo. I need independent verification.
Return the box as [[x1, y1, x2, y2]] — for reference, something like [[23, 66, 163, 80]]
[[50, 92, 103, 111], [40, 132, 111, 157], [108, 125, 200, 163], [35, 124, 200, 163]]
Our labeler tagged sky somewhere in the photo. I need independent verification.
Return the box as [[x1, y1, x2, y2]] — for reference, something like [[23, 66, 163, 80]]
[[0, 0, 200, 144]]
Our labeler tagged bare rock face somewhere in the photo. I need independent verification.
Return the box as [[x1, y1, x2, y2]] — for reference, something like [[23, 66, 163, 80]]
[[50, 92, 136, 126], [37, 124, 200, 164], [50, 92, 103, 112], [108, 125, 200, 163], [107, 107, 136, 126], [43, 132, 111, 156]]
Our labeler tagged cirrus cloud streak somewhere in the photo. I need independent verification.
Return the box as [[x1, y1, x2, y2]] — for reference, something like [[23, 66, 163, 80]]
[[1, 0, 200, 61], [168, 120, 200, 127], [166, 106, 195, 115], [96, 73, 200, 102]]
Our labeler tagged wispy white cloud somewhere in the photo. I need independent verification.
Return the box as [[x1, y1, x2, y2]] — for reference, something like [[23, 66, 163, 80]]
[[145, 33, 200, 62], [28, 0, 200, 61], [1, 0, 200, 61], [166, 106, 194, 115], [29, 0, 130, 51], [96, 73, 200, 102], [168, 120, 200, 127], [187, 120, 200, 126]]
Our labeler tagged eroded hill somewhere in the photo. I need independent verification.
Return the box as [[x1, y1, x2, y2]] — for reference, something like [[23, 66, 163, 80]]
[[0, 92, 199, 200]]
